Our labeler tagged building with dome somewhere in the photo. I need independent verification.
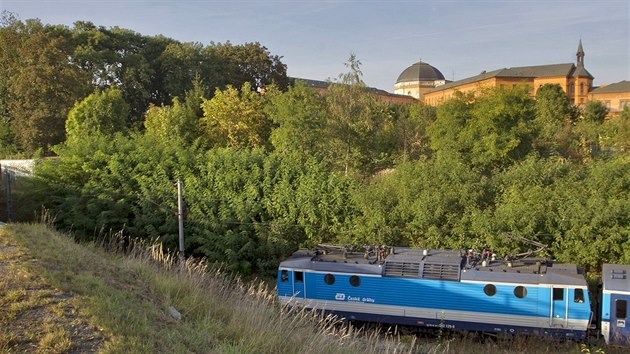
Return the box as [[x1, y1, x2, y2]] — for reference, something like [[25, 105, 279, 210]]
[[393, 61, 450, 99], [419, 41, 605, 107]]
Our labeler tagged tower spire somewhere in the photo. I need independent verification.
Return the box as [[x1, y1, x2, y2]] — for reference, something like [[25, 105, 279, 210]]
[[576, 39, 585, 67]]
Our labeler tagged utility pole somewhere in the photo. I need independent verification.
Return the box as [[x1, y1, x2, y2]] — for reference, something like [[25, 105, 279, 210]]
[[177, 177, 185, 263], [4, 170, 13, 222]]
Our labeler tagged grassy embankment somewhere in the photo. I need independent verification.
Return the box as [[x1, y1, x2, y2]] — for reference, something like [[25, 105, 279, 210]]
[[0, 223, 417, 353], [0, 223, 620, 353]]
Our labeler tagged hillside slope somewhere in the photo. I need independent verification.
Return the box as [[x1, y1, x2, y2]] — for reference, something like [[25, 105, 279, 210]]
[[0, 223, 412, 354]]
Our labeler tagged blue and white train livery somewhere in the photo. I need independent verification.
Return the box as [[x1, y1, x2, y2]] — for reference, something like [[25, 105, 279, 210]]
[[277, 246, 594, 340], [601, 264, 630, 346]]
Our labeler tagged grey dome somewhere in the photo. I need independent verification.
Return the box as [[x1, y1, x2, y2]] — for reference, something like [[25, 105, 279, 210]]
[[396, 61, 445, 83]]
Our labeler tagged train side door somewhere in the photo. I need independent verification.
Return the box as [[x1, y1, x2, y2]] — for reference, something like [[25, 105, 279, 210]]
[[293, 270, 306, 299], [610, 294, 629, 345], [550, 287, 568, 327]]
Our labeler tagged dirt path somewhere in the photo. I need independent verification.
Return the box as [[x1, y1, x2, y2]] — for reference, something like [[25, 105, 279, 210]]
[[0, 225, 106, 353]]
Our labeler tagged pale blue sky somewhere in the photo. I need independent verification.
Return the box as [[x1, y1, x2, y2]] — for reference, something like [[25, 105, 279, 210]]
[[2, 0, 629, 92]]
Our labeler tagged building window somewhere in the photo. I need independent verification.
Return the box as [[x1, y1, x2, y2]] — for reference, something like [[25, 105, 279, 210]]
[[324, 274, 335, 285], [349, 275, 361, 287], [553, 288, 564, 301], [574, 289, 585, 303], [620, 100, 630, 110], [616, 299, 627, 319], [295, 271, 303, 283], [484, 284, 497, 296], [281, 270, 288, 282], [514, 286, 527, 298], [580, 83, 584, 95], [570, 84, 575, 93]]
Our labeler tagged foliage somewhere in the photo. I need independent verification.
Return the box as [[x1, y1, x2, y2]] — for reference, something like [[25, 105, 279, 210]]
[[582, 100, 609, 124], [144, 79, 204, 145], [427, 91, 473, 162], [0, 18, 89, 154], [323, 54, 393, 175], [429, 88, 534, 172], [31, 131, 356, 275], [5, 24, 628, 278], [66, 87, 129, 143], [215, 41, 288, 91], [465, 88, 535, 171], [532, 84, 578, 158], [200, 82, 273, 149], [0, 15, 289, 155], [348, 158, 494, 249], [266, 80, 327, 158], [394, 102, 437, 161]]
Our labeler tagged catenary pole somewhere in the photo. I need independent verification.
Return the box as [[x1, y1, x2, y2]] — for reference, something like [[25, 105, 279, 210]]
[[177, 177, 185, 263]]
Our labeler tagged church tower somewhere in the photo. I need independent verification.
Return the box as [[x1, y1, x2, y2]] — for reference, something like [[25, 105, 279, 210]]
[[571, 40, 593, 105], [576, 39, 585, 67]]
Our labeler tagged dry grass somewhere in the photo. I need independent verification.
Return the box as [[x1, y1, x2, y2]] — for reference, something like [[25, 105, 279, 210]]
[[0, 226, 104, 353]]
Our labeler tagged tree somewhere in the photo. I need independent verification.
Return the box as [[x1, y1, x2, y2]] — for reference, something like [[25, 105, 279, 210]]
[[215, 41, 288, 91], [0, 11, 20, 155], [200, 82, 271, 148], [465, 88, 535, 171], [158, 42, 226, 104], [428, 88, 535, 172], [7, 20, 89, 153], [323, 54, 387, 175], [70, 22, 173, 124], [428, 91, 473, 162], [144, 79, 204, 144], [395, 102, 437, 161], [582, 100, 609, 123], [266, 80, 326, 157], [66, 87, 129, 143], [533, 84, 577, 157]]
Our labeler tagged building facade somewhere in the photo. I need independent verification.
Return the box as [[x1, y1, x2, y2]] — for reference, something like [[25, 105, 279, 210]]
[[420, 41, 595, 106], [589, 81, 630, 114]]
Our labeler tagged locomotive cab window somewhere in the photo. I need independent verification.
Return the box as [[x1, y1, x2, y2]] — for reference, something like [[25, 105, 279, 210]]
[[280, 270, 288, 282], [349, 275, 361, 287], [295, 271, 304, 283], [514, 286, 527, 298], [324, 274, 335, 285], [484, 284, 497, 296], [553, 288, 564, 301], [574, 289, 584, 303], [616, 299, 628, 319]]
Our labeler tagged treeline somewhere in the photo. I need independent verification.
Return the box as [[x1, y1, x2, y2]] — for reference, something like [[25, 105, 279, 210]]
[[3, 14, 630, 275], [0, 11, 287, 156]]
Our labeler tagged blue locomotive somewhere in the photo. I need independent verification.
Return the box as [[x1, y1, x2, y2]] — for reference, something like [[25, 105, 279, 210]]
[[276, 245, 630, 346]]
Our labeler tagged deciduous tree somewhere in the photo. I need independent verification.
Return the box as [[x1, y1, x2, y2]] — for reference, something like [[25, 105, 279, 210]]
[[200, 82, 271, 148], [8, 20, 89, 153], [266, 80, 326, 157], [66, 87, 129, 144]]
